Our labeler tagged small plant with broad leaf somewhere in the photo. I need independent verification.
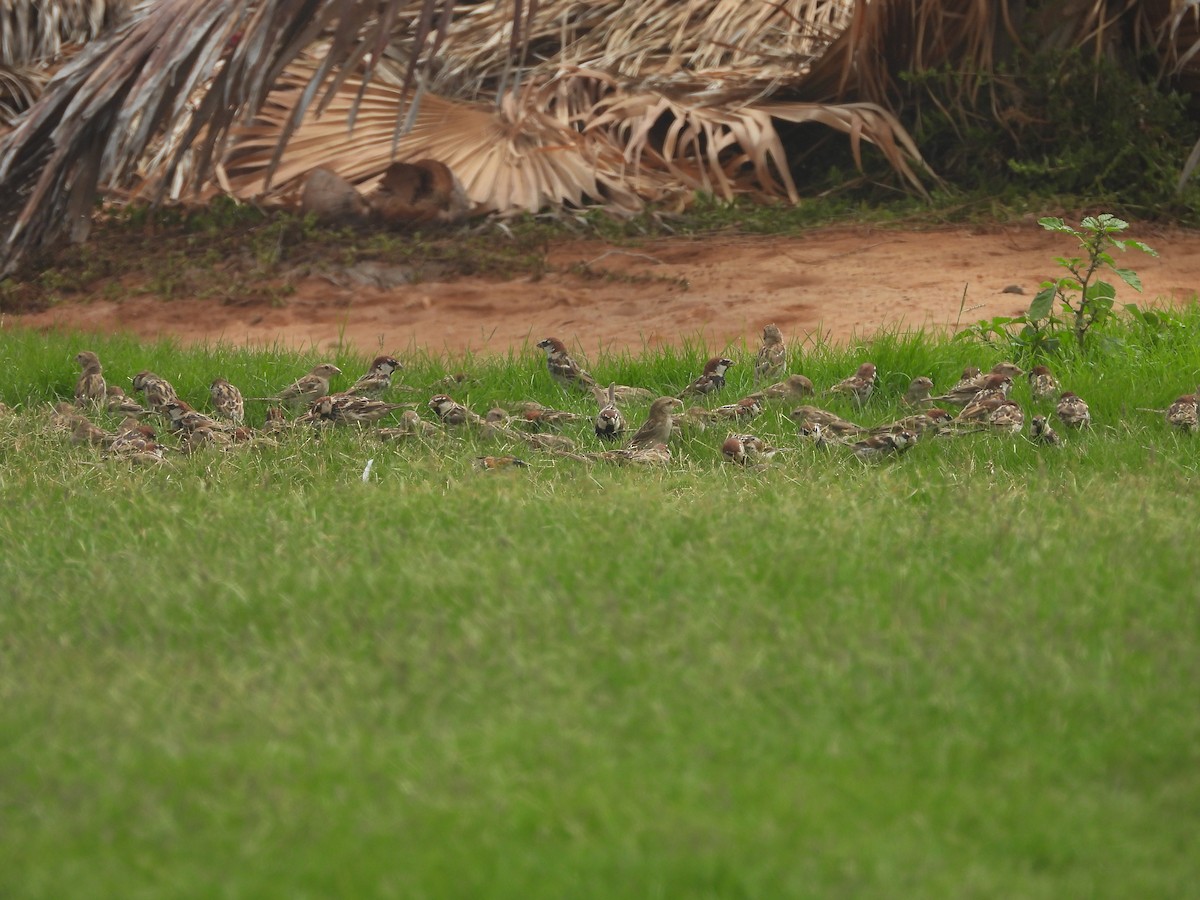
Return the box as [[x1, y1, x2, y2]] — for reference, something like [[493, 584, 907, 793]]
[[1033, 214, 1157, 348]]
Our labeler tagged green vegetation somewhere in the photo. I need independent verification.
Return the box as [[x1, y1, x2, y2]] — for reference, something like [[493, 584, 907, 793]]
[[2, 323, 1199, 898]]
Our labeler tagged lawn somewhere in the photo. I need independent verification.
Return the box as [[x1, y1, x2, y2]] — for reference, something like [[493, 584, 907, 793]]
[[1, 324, 1199, 898]]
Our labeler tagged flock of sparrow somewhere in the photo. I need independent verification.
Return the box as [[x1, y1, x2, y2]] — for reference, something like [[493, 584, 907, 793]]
[[31, 322, 1200, 468]]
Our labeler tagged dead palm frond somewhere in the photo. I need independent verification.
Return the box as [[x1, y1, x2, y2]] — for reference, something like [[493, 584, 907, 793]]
[[0, 0, 134, 67], [0, 0, 469, 274]]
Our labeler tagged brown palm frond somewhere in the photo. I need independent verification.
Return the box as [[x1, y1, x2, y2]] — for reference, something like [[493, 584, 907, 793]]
[[0, 0, 469, 275], [0, 0, 133, 67], [216, 64, 640, 213]]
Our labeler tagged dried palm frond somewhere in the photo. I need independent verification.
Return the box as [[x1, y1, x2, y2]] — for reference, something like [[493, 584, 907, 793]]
[[216, 64, 640, 213], [0, 0, 469, 274], [0, 0, 134, 67]]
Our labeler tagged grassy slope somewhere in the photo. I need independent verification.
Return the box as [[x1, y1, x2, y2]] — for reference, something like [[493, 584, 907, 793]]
[[2, 325, 1199, 898]]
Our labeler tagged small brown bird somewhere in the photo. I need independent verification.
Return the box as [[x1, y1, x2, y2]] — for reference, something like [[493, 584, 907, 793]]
[[276, 364, 342, 409], [131, 371, 179, 413], [536, 337, 597, 392], [1030, 415, 1061, 445], [989, 361, 1025, 380], [1166, 389, 1200, 434], [708, 397, 764, 422], [73, 351, 107, 407], [428, 394, 481, 426], [748, 374, 815, 402], [947, 366, 983, 394], [987, 399, 1026, 434], [518, 402, 588, 430], [871, 408, 953, 437], [379, 409, 441, 440], [679, 357, 734, 398], [105, 385, 149, 417], [722, 433, 783, 465], [106, 424, 165, 463], [70, 416, 112, 446], [210, 378, 245, 425], [931, 373, 1011, 407], [627, 397, 684, 449], [475, 455, 528, 471], [349, 355, 403, 397], [902, 376, 934, 407], [1056, 391, 1091, 429], [828, 363, 877, 406], [593, 383, 625, 442], [788, 405, 865, 438], [1027, 365, 1060, 402], [754, 324, 787, 382], [311, 394, 408, 425], [599, 442, 672, 466], [850, 430, 917, 462], [162, 399, 228, 434]]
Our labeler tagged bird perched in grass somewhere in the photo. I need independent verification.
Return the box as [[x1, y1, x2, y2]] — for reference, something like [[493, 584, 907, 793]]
[[871, 408, 953, 437], [593, 383, 625, 442], [902, 376, 934, 407], [679, 356, 734, 398], [475, 455, 528, 471], [1027, 365, 1060, 402], [104, 385, 149, 417], [722, 433, 783, 465], [748, 374, 814, 402], [1056, 391, 1092, 429], [428, 394, 482, 426], [628, 397, 684, 448], [827, 362, 877, 406], [311, 394, 409, 425], [379, 409, 441, 440], [209, 377, 245, 425], [349, 355, 403, 397], [931, 373, 1012, 408], [754, 324, 787, 382], [598, 442, 672, 466], [274, 363, 342, 409], [788, 405, 865, 438], [850, 430, 917, 462], [1030, 415, 1061, 445], [536, 337, 597, 392], [161, 399, 228, 434], [1166, 389, 1200, 434], [131, 371, 178, 414], [73, 351, 107, 407]]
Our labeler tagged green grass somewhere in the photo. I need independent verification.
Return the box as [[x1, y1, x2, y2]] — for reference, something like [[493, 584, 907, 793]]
[[2, 323, 1200, 898]]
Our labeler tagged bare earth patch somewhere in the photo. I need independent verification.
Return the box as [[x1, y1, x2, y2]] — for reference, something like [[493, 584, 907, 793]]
[[8, 222, 1200, 356]]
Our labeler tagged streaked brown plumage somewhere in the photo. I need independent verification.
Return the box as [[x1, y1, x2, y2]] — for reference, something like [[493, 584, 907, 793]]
[[537, 337, 597, 392], [73, 351, 106, 407], [1056, 392, 1092, 429], [754, 324, 787, 382], [628, 397, 684, 448], [828, 362, 877, 406], [679, 356, 734, 398], [210, 377, 245, 425]]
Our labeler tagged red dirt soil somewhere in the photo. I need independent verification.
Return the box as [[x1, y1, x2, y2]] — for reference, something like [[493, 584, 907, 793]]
[[8, 222, 1200, 356]]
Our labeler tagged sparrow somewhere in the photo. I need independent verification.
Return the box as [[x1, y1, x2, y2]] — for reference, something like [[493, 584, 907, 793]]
[[788, 405, 865, 438], [261, 406, 293, 434], [947, 366, 983, 394], [209, 377, 245, 425], [180, 425, 238, 453], [104, 385, 149, 417], [1056, 391, 1091, 429], [536, 337, 597, 392], [827, 363, 877, 406], [349, 355, 404, 397], [131, 371, 179, 413], [679, 357, 734, 398], [49, 401, 80, 431], [871, 408, 953, 437], [518, 402, 588, 430], [931, 373, 1012, 407], [987, 399, 1026, 434], [754, 324, 787, 382], [106, 424, 165, 463], [1165, 389, 1200, 434], [518, 431, 578, 452], [1030, 415, 1061, 445], [70, 415, 112, 447], [161, 399, 228, 434], [594, 383, 626, 442], [608, 384, 656, 404], [475, 455, 528, 471], [428, 394, 482, 426], [379, 409, 442, 440], [902, 376, 934, 407], [311, 394, 408, 425], [627, 397, 684, 449], [73, 351, 107, 407], [850, 430, 917, 462], [989, 361, 1025, 380], [598, 442, 672, 466], [275, 364, 342, 408], [722, 433, 783, 465], [1027, 365, 1061, 402], [748, 374, 814, 402], [686, 397, 764, 423]]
